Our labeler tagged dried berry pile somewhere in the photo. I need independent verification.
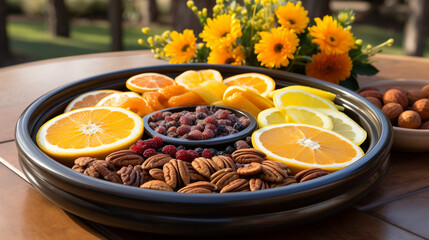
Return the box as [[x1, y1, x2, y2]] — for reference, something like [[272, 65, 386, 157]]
[[359, 84, 429, 129], [72, 146, 329, 193], [147, 106, 251, 140]]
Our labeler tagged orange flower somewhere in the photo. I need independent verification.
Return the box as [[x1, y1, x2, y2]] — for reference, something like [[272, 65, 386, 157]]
[[305, 52, 352, 84]]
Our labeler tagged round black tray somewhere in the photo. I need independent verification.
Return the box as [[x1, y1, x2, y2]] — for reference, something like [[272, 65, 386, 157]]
[[15, 63, 393, 235]]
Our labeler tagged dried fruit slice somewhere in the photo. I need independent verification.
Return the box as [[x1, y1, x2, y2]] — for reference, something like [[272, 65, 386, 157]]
[[126, 73, 175, 93], [251, 123, 364, 173], [223, 73, 275, 97], [223, 86, 274, 111], [64, 89, 121, 112], [175, 69, 223, 89], [36, 106, 144, 165], [96, 91, 154, 117]]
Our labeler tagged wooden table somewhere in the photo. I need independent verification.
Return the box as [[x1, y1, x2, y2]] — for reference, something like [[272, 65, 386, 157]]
[[1, 51, 429, 239]]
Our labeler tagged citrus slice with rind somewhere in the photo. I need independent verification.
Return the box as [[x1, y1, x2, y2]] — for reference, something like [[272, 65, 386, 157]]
[[96, 91, 154, 117], [273, 89, 337, 111], [257, 107, 287, 128], [223, 86, 274, 110], [251, 123, 365, 173], [268, 85, 336, 101], [36, 106, 144, 165], [284, 106, 333, 130], [126, 73, 175, 93], [64, 89, 121, 112], [223, 73, 275, 97], [317, 108, 367, 145], [175, 69, 223, 89]]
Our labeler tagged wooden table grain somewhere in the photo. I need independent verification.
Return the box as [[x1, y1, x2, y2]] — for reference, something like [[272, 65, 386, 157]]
[[1, 51, 428, 240]]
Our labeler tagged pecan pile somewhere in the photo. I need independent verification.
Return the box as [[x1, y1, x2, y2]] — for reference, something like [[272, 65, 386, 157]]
[[71, 148, 330, 193]]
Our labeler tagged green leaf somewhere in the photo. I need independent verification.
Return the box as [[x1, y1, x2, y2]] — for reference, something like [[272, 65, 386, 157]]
[[353, 63, 379, 76], [339, 75, 360, 90]]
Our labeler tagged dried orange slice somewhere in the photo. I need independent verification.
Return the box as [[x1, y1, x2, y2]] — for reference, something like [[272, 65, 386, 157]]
[[36, 106, 144, 165], [64, 89, 121, 112], [252, 123, 364, 173], [175, 69, 223, 89], [222, 73, 275, 97], [126, 73, 175, 93], [96, 92, 154, 117], [167, 91, 205, 108]]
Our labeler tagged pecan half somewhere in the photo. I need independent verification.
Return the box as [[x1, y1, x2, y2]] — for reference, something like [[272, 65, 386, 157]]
[[149, 168, 165, 181], [177, 181, 217, 193], [237, 162, 262, 176], [249, 178, 270, 191], [163, 159, 190, 189], [183, 161, 206, 181], [72, 157, 98, 173], [294, 168, 330, 182], [220, 178, 250, 193], [191, 157, 220, 178], [84, 160, 122, 184], [270, 176, 298, 188], [140, 180, 173, 192], [117, 165, 145, 187], [142, 154, 172, 170], [210, 168, 239, 191], [232, 148, 266, 164], [106, 150, 144, 168], [259, 160, 289, 183], [212, 156, 237, 171]]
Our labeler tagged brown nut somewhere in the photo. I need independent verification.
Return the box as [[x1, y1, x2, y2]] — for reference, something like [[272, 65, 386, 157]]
[[413, 98, 429, 120], [365, 97, 382, 109], [249, 178, 270, 191], [407, 90, 424, 105], [397, 110, 421, 129], [359, 90, 383, 101], [142, 154, 172, 170], [421, 84, 429, 98], [383, 89, 408, 108], [220, 179, 250, 193], [381, 102, 403, 124], [420, 120, 429, 129], [140, 180, 173, 192]]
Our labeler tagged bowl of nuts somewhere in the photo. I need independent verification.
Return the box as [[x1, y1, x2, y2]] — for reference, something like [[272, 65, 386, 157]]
[[360, 79, 429, 152]]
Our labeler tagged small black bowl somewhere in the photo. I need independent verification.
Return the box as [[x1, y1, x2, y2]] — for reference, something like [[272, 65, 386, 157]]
[[16, 63, 393, 235], [143, 105, 257, 147]]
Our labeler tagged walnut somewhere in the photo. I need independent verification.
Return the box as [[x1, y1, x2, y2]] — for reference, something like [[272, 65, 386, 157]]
[[420, 121, 429, 129], [177, 181, 217, 193], [365, 97, 382, 109], [220, 179, 250, 193], [407, 90, 424, 105], [381, 102, 403, 124], [421, 84, 429, 98], [413, 98, 429, 120], [294, 168, 330, 183], [140, 180, 173, 192], [359, 90, 383, 101], [383, 89, 408, 108], [210, 168, 239, 191], [398, 110, 421, 129]]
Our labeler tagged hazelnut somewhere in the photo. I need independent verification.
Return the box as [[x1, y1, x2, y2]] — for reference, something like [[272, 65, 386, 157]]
[[360, 90, 383, 101], [365, 97, 382, 108], [420, 120, 429, 129], [413, 98, 429, 120], [397, 110, 421, 129], [421, 84, 429, 98], [390, 86, 408, 96], [381, 102, 403, 125], [383, 89, 408, 108], [407, 90, 424, 105]]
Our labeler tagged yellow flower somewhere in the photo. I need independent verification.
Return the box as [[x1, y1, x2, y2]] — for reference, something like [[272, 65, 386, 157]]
[[200, 14, 242, 49], [308, 16, 355, 55], [275, 1, 309, 34], [254, 27, 299, 68], [207, 45, 245, 65], [164, 29, 197, 64], [305, 52, 353, 84]]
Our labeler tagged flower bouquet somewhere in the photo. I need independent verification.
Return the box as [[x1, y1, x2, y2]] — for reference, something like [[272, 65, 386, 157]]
[[138, 0, 393, 90]]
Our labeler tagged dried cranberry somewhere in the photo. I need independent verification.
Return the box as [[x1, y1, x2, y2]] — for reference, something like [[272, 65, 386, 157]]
[[218, 119, 232, 126], [191, 124, 204, 132], [205, 123, 216, 131], [187, 150, 199, 160], [143, 148, 157, 158], [154, 126, 166, 135], [187, 130, 203, 140], [176, 149, 190, 161], [176, 125, 191, 136], [162, 145, 177, 158], [202, 129, 215, 139], [150, 112, 163, 122], [234, 140, 250, 150], [162, 111, 172, 118], [239, 116, 251, 127], [204, 116, 217, 126], [152, 136, 163, 148], [179, 116, 194, 125], [214, 109, 230, 119], [201, 149, 212, 158]]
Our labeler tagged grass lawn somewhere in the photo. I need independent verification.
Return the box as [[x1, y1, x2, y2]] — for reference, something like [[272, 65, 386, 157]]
[[5, 17, 429, 62]]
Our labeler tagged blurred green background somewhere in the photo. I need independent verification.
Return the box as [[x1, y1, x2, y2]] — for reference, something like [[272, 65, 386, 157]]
[[1, 0, 427, 66]]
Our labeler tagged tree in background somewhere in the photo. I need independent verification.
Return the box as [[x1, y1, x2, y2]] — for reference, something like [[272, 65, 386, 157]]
[[47, 0, 70, 37], [109, 0, 123, 51], [172, 0, 215, 35], [403, 0, 429, 56], [0, 0, 10, 57]]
